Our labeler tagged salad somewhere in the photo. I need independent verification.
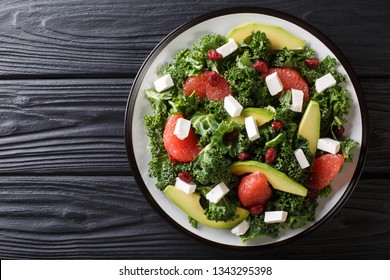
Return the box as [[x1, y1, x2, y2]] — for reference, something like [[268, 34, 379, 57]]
[[143, 23, 359, 242]]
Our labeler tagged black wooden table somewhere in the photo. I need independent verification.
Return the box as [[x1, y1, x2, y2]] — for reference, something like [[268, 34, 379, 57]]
[[0, 0, 389, 259]]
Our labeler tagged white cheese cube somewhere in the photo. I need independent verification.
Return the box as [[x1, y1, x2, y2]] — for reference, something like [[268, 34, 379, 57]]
[[216, 38, 238, 58], [265, 72, 284, 96], [231, 220, 250, 236], [245, 116, 260, 141], [294, 148, 310, 169], [290, 88, 304, 112], [173, 117, 191, 140], [264, 211, 288, 224], [224, 95, 243, 117], [154, 74, 174, 92], [206, 182, 229, 204], [317, 138, 341, 154], [175, 177, 196, 194], [315, 73, 337, 93]]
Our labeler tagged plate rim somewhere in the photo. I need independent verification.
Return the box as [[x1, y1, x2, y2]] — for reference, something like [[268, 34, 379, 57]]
[[124, 6, 369, 250]]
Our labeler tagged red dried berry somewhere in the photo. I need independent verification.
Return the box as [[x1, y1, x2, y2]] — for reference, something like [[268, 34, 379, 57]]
[[332, 125, 345, 139], [178, 171, 193, 183], [249, 204, 265, 216], [238, 151, 251, 161], [207, 50, 223, 61], [271, 120, 284, 130], [253, 60, 269, 74], [304, 59, 320, 69], [306, 172, 317, 186], [224, 130, 238, 141], [265, 148, 278, 164], [306, 189, 319, 201]]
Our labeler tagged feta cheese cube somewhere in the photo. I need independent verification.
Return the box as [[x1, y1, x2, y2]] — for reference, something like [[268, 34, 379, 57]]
[[265, 72, 284, 96], [245, 116, 260, 141], [317, 138, 341, 154], [294, 148, 310, 169], [154, 74, 174, 92], [290, 88, 304, 112], [216, 38, 238, 58], [264, 211, 288, 224], [315, 73, 337, 93], [173, 117, 191, 140], [206, 182, 229, 204], [224, 95, 243, 117], [175, 177, 196, 194], [231, 220, 250, 236]]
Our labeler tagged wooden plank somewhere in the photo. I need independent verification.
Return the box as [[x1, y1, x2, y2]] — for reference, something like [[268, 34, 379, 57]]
[[0, 0, 388, 78], [0, 77, 388, 175], [0, 78, 132, 175], [0, 176, 388, 259]]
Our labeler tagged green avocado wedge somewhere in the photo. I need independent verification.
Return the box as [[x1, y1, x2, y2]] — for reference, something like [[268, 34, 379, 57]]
[[164, 185, 250, 229], [298, 100, 321, 156], [231, 107, 273, 126], [227, 22, 306, 50], [229, 161, 308, 197]]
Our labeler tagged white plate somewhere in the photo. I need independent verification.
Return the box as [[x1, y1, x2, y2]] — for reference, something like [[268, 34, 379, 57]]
[[125, 7, 368, 248]]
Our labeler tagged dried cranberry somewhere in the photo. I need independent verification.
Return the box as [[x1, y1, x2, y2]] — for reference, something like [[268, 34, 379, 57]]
[[207, 71, 220, 87], [253, 60, 269, 74], [207, 50, 223, 61], [333, 125, 345, 139], [249, 204, 265, 216], [306, 189, 318, 201], [265, 148, 278, 164], [306, 172, 317, 186], [224, 130, 238, 141], [304, 59, 320, 69], [238, 151, 251, 161], [178, 171, 193, 183], [271, 120, 284, 130]]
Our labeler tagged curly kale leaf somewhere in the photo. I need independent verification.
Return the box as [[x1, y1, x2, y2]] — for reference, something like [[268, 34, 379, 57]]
[[224, 50, 272, 108], [163, 49, 205, 88], [274, 90, 297, 123], [191, 112, 219, 139], [317, 56, 346, 84], [193, 34, 227, 54], [192, 144, 234, 186], [246, 31, 270, 61], [188, 216, 198, 228], [268, 191, 318, 229], [271, 47, 314, 68], [154, 158, 177, 190], [143, 89, 173, 180], [240, 215, 279, 242], [311, 86, 352, 137], [199, 186, 238, 222], [340, 137, 359, 162], [169, 92, 201, 117], [318, 186, 332, 198], [273, 123, 312, 185]]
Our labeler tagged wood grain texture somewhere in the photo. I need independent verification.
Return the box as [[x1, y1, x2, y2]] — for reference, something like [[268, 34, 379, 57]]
[[0, 0, 388, 78], [0, 79, 132, 175], [0, 0, 389, 260]]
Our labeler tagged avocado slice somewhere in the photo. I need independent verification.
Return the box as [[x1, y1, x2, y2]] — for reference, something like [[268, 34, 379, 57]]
[[298, 100, 321, 156], [229, 160, 308, 197], [227, 22, 306, 50], [231, 107, 273, 126], [164, 185, 249, 229]]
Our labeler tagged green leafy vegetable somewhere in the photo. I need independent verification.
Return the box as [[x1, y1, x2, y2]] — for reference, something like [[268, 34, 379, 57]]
[[142, 30, 359, 242]]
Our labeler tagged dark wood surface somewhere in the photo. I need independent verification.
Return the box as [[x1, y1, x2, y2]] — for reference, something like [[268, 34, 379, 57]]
[[0, 0, 389, 259]]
